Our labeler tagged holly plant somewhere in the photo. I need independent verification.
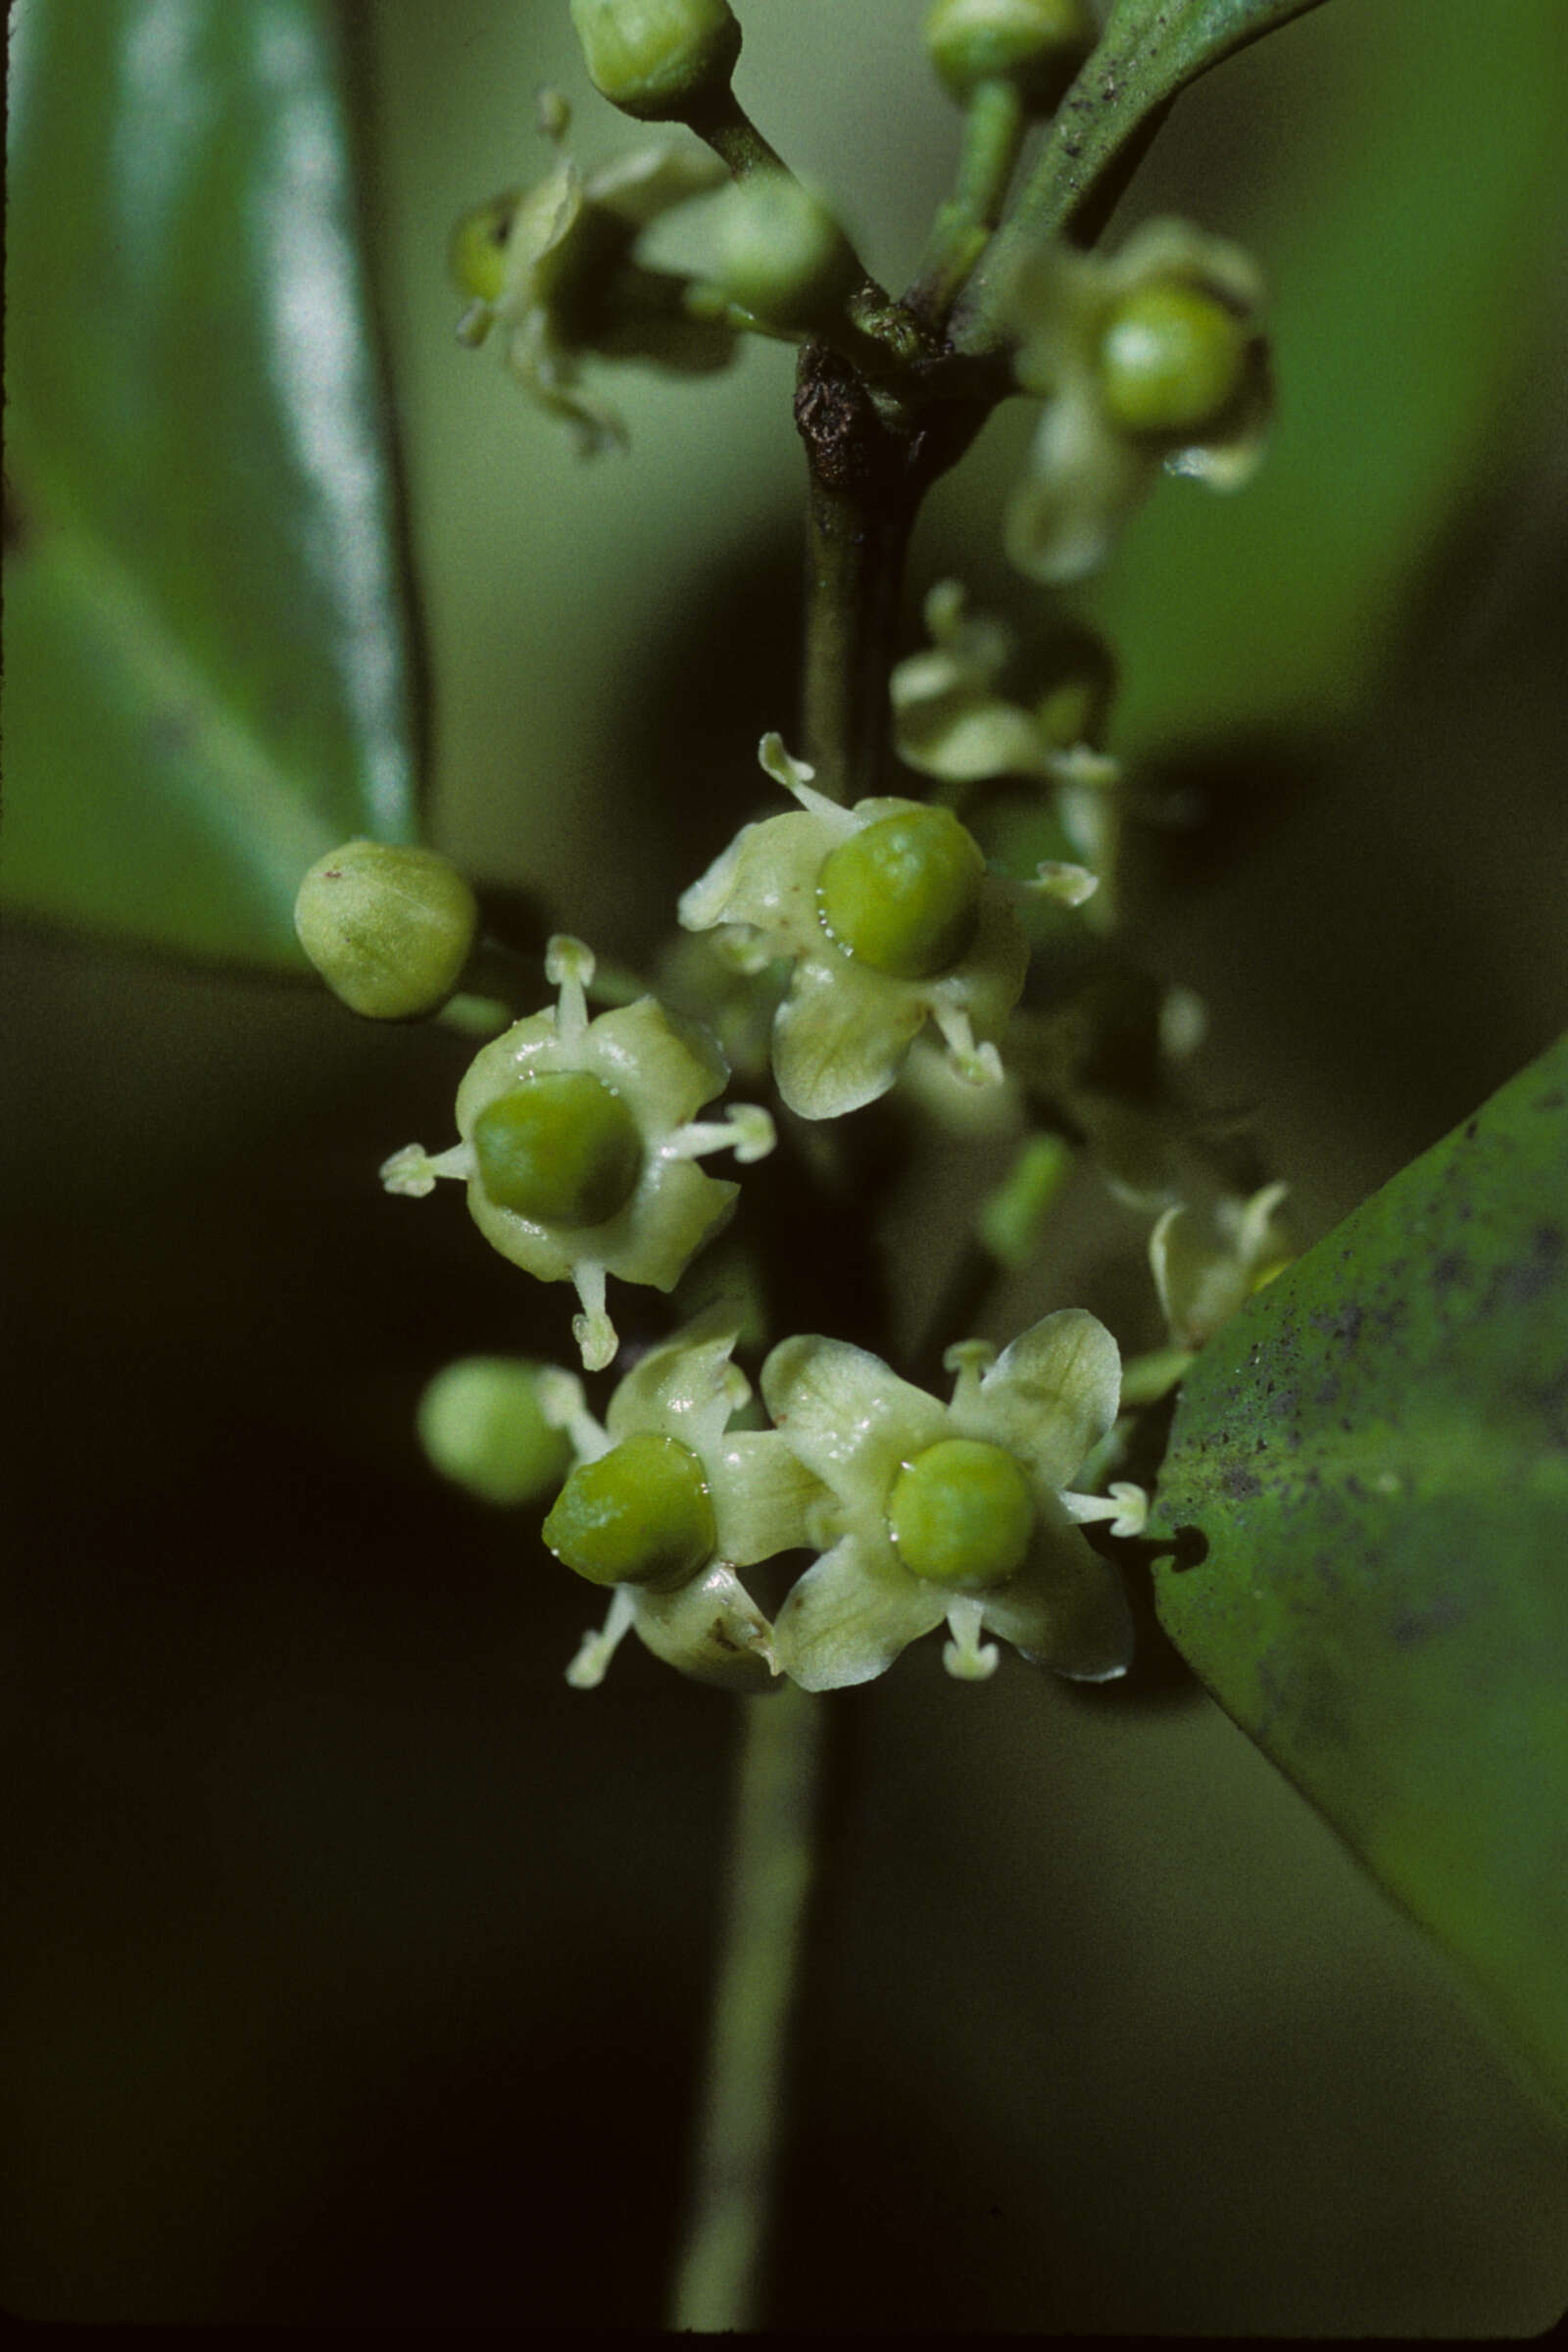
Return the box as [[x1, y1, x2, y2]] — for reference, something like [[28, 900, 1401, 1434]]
[[6, 0, 1567, 2330]]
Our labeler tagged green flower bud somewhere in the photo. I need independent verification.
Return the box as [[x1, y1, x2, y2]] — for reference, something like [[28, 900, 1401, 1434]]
[[816, 806, 985, 981], [470, 1071, 644, 1230], [1098, 279, 1250, 437], [924, 0, 1096, 107], [887, 1437, 1035, 1587], [448, 191, 519, 308], [713, 172, 861, 335], [416, 1357, 571, 1507], [294, 840, 479, 1020], [544, 1431, 716, 1591], [569, 0, 741, 122]]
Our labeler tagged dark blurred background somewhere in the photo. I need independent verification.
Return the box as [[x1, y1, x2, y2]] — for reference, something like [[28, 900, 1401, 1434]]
[[4, 0, 1568, 2328]]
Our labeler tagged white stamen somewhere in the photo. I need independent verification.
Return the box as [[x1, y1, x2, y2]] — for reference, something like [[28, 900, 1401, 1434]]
[[546, 933, 595, 1049], [942, 1595, 1000, 1681], [535, 1368, 611, 1464], [664, 1104, 776, 1165], [571, 1260, 617, 1373], [929, 1002, 1004, 1089], [565, 1586, 638, 1690], [379, 1140, 474, 1197], [1059, 1481, 1148, 1539]]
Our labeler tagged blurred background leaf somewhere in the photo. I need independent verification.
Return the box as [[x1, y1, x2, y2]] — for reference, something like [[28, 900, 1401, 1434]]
[[2, 0, 422, 969], [1149, 1035, 1568, 2119]]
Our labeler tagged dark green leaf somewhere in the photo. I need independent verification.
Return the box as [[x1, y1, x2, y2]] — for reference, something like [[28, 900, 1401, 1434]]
[[1148, 1036, 1568, 2117], [3, 0, 421, 968]]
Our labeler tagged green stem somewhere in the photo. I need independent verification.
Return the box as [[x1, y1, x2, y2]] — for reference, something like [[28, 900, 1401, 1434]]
[[667, 1684, 825, 2331], [800, 443, 918, 802], [688, 84, 790, 181], [906, 75, 1028, 329]]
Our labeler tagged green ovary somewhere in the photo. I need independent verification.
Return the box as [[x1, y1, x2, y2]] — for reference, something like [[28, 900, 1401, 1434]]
[[887, 1438, 1035, 1587], [816, 808, 985, 980], [1098, 281, 1249, 436], [471, 1071, 644, 1228], [544, 1433, 716, 1591]]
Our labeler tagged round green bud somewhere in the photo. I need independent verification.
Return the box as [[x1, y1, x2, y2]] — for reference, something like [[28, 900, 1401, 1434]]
[[816, 806, 985, 981], [448, 192, 519, 306], [1098, 280, 1250, 437], [887, 1437, 1035, 1588], [544, 1431, 716, 1591], [713, 172, 861, 335], [569, 0, 741, 122], [471, 1071, 644, 1229], [294, 840, 480, 1019], [416, 1357, 571, 1507], [925, 0, 1096, 106]]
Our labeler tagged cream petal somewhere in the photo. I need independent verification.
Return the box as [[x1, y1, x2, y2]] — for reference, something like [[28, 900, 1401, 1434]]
[[896, 687, 1054, 786], [972, 1308, 1121, 1490], [602, 1155, 737, 1291], [1004, 390, 1152, 586], [980, 1521, 1134, 1681], [772, 1536, 946, 1692], [1108, 217, 1265, 316], [760, 1334, 948, 1494], [677, 809, 830, 942], [771, 955, 925, 1120], [606, 1312, 747, 1450], [633, 1563, 779, 1691], [452, 1010, 563, 1135], [585, 998, 727, 1128], [464, 1182, 575, 1284], [707, 1432, 826, 1566]]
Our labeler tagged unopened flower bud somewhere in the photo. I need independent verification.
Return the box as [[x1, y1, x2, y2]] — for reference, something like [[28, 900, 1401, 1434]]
[[294, 840, 479, 1019], [417, 1357, 571, 1506], [712, 172, 861, 335], [570, 0, 741, 122], [925, 0, 1096, 109]]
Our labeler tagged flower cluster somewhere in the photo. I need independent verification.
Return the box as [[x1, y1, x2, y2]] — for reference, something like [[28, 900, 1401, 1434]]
[[459, 1308, 1145, 1694]]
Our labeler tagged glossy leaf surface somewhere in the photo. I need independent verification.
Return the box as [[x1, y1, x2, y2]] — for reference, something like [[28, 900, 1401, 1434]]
[[4, 0, 421, 967], [1150, 1035, 1568, 2116]]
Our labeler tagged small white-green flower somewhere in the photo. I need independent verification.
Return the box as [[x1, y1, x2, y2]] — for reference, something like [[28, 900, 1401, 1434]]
[[891, 579, 1119, 875], [380, 937, 774, 1373], [1151, 1179, 1293, 1351], [679, 734, 1088, 1119], [762, 1313, 1142, 1690], [538, 1315, 824, 1691], [449, 135, 733, 453], [1002, 218, 1272, 584]]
